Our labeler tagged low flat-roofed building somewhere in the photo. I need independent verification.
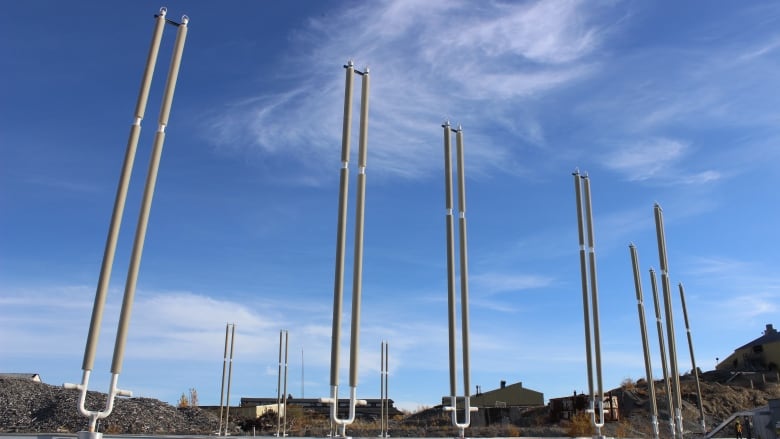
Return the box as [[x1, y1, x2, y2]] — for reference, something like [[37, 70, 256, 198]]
[[239, 397, 402, 419]]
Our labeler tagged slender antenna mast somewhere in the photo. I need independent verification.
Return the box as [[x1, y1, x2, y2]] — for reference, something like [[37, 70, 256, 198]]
[[572, 171, 605, 438], [629, 244, 659, 439], [679, 282, 706, 433], [654, 204, 683, 439], [65, 9, 189, 437], [442, 122, 477, 439], [323, 60, 370, 439]]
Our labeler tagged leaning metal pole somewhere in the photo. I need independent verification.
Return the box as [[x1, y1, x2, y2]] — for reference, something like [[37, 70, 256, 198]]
[[654, 204, 683, 439], [679, 282, 706, 433], [442, 123, 477, 439], [64, 10, 188, 438], [218, 324, 230, 435], [572, 171, 605, 437], [325, 61, 370, 439], [629, 244, 659, 439], [223, 324, 236, 436], [650, 268, 675, 437]]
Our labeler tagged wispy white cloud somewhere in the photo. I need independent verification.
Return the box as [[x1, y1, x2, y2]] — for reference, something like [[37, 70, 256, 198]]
[[471, 271, 553, 295], [603, 137, 687, 181], [206, 0, 611, 182], [600, 137, 721, 185]]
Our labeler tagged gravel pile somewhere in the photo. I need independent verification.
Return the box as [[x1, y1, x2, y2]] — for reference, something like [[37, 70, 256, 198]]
[[0, 377, 223, 434]]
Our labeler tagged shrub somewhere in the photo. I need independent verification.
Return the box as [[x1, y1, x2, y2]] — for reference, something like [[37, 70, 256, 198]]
[[566, 411, 594, 437]]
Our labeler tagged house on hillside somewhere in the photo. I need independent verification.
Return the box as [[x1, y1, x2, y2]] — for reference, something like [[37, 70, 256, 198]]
[[0, 373, 41, 382], [716, 323, 780, 372]]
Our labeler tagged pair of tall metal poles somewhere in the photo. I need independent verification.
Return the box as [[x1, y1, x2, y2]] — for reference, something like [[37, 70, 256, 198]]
[[64, 8, 188, 438], [630, 205, 705, 439], [218, 323, 236, 436], [572, 171, 605, 438], [379, 340, 390, 438], [276, 329, 289, 437], [325, 60, 370, 439], [442, 122, 477, 439]]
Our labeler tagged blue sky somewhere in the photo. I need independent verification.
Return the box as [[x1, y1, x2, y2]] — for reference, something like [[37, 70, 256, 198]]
[[2, 0, 780, 414]]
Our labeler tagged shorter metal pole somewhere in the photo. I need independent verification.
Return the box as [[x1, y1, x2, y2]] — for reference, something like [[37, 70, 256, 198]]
[[655, 204, 683, 439], [650, 269, 675, 437], [282, 331, 289, 437], [218, 323, 229, 435], [380, 341, 385, 438], [224, 323, 236, 436], [680, 283, 706, 433], [276, 330, 283, 437], [384, 341, 389, 438], [630, 245, 659, 439]]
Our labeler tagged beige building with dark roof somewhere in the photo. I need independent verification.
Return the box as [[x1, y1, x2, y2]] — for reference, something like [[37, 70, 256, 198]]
[[716, 323, 780, 371], [441, 380, 544, 408]]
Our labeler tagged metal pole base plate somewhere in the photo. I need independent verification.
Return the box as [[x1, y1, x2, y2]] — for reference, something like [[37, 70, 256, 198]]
[[77, 431, 103, 439]]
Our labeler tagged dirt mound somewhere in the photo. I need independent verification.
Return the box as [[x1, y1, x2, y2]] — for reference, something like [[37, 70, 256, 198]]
[[0, 377, 223, 434]]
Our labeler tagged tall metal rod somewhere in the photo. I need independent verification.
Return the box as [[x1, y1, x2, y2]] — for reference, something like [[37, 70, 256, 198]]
[[679, 282, 706, 433], [380, 342, 385, 438], [218, 324, 230, 436], [384, 341, 389, 437], [573, 171, 595, 406], [276, 330, 285, 437], [629, 244, 659, 439], [380, 340, 389, 438], [582, 175, 605, 433], [650, 268, 675, 437], [282, 331, 289, 437], [444, 123, 458, 402], [572, 171, 605, 436], [442, 123, 477, 439], [223, 323, 236, 436], [82, 7, 166, 376], [654, 203, 683, 439], [65, 11, 188, 436], [112, 11, 188, 375], [455, 128, 472, 401], [325, 61, 370, 438]]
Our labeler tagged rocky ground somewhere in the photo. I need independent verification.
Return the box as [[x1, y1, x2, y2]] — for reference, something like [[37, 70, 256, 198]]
[[1, 369, 779, 437], [0, 377, 222, 434]]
